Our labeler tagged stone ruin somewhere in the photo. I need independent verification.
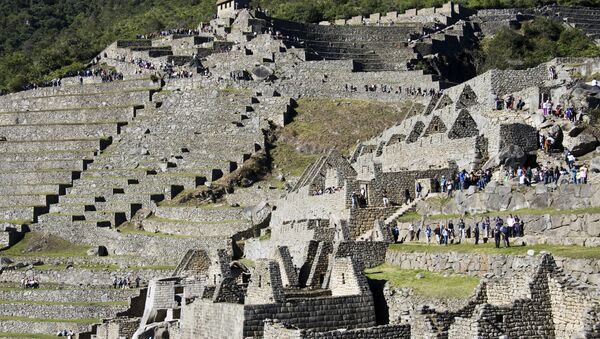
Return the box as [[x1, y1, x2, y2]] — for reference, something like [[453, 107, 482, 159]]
[[0, 0, 598, 337]]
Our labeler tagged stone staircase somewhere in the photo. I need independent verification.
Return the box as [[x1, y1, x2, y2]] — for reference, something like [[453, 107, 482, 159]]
[[384, 195, 424, 226]]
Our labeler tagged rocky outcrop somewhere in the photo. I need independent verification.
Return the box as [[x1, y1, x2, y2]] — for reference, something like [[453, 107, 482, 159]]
[[562, 131, 599, 156]]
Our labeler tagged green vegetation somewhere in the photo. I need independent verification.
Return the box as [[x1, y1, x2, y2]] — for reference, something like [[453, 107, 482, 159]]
[[480, 17, 600, 72], [365, 264, 480, 299], [0, 333, 60, 339], [273, 98, 411, 176], [0, 316, 99, 324], [0, 0, 216, 92], [2, 1, 600, 92], [239, 257, 256, 268], [389, 242, 600, 259], [0, 232, 89, 257], [0, 299, 128, 306], [270, 143, 320, 177]]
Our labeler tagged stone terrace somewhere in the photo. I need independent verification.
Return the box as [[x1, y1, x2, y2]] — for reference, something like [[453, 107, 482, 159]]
[[0, 78, 158, 231]]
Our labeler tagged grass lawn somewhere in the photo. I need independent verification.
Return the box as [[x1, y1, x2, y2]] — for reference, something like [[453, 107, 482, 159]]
[[0, 316, 100, 324], [389, 242, 600, 259], [365, 264, 479, 299], [0, 333, 61, 339], [272, 97, 417, 177], [0, 299, 127, 306], [0, 232, 89, 257]]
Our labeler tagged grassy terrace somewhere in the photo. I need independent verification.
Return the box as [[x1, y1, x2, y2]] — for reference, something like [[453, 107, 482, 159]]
[[273, 98, 414, 177], [389, 243, 600, 259], [0, 233, 89, 257], [0, 316, 99, 324], [0, 299, 127, 306], [0, 333, 61, 338], [365, 264, 480, 299]]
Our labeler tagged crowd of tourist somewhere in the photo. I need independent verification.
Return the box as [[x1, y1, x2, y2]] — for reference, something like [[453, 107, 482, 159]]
[[112, 276, 141, 289], [20, 276, 40, 288], [314, 186, 343, 195], [136, 28, 201, 40], [343, 83, 441, 97], [56, 329, 75, 338], [392, 214, 525, 248]]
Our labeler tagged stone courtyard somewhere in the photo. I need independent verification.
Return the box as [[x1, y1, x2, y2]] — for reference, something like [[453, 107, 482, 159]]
[[0, 0, 599, 338]]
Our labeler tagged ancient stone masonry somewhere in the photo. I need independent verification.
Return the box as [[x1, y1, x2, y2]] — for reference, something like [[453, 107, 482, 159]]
[[1, 0, 600, 337]]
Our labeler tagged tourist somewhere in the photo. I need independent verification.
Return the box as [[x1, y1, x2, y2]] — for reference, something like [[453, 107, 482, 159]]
[[458, 219, 466, 242], [351, 191, 358, 208], [579, 165, 588, 184], [506, 214, 514, 238], [392, 224, 399, 243], [135, 276, 141, 288], [425, 225, 432, 244], [474, 222, 480, 245], [448, 220, 455, 241], [441, 226, 449, 245], [446, 180, 453, 197], [493, 224, 501, 248], [415, 181, 422, 199], [404, 189, 411, 204], [382, 190, 390, 207], [434, 224, 441, 244], [112, 276, 118, 289], [592, 78, 598, 87], [440, 175, 447, 193], [571, 166, 578, 184], [408, 223, 415, 241], [501, 223, 510, 247]]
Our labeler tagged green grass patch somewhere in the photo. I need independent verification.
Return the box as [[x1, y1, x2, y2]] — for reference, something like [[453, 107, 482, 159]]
[[116, 224, 195, 239], [281, 98, 413, 155], [365, 264, 479, 299], [239, 258, 255, 268], [273, 98, 414, 177], [0, 232, 89, 257], [271, 142, 319, 177], [259, 229, 271, 241], [0, 299, 128, 306], [0, 316, 100, 324], [0, 333, 60, 339], [389, 242, 600, 259]]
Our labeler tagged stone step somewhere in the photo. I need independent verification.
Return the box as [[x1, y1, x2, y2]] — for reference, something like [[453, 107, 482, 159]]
[[0, 171, 77, 186], [0, 194, 55, 208], [0, 301, 126, 320], [81, 168, 154, 179], [0, 90, 152, 113], [69, 177, 138, 190], [0, 123, 123, 142], [0, 287, 139, 303], [0, 266, 172, 287], [0, 206, 46, 223], [0, 78, 154, 100], [0, 139, 107, 153], [0, 184, 64, 196], [154, 205, 246, 222], [0, 107, 135, 126], [0, 159, 87, 172], [0, 150, 97, 162], [142, 216, 250, 237], [37, 213, 115, 226]]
